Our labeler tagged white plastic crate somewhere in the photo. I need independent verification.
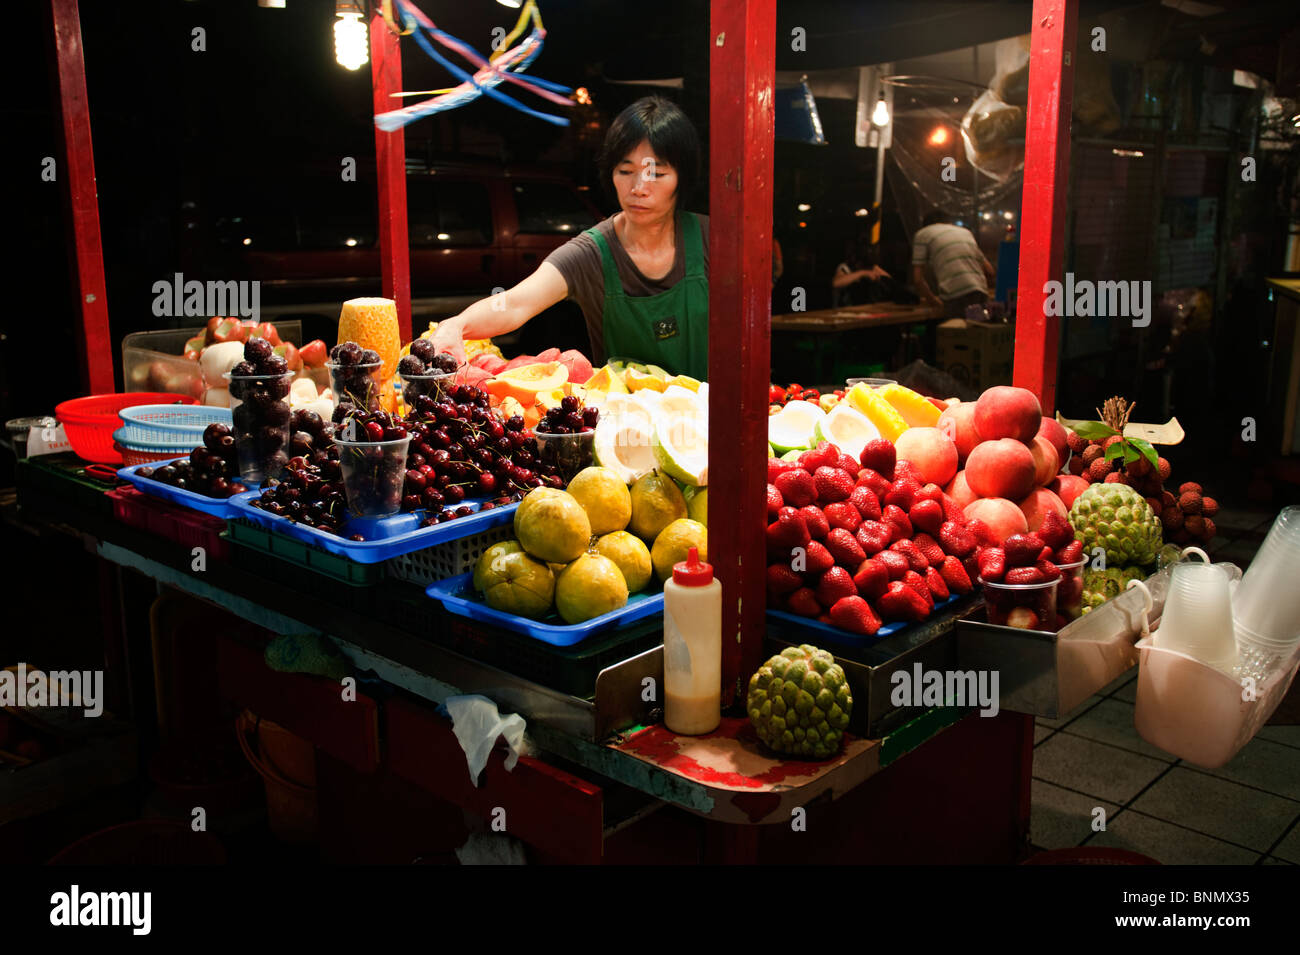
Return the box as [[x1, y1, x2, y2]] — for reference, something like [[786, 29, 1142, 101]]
[[386, 523, 516, 586]]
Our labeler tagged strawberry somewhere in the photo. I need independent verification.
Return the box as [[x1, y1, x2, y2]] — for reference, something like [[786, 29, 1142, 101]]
[[766, 483, 784, 520], [766, 563, 803, 595], [814, 466, 854, 504], [803, 540, 835, 575], [815, 566, 858, 608], [881, 504, 913, 543], [966, 517, 998, 547], [785, 587, 821, 617], [824, 501, 862, 533], [767, 457, 797, 485], [1036, 510, 1074, 550], [894, 460, 922, 484], [879, 580, 930, 622], [1035, 559, 1062, 582], [829, 595, 882, 636], [938, 520, 977, 558], [1037, 545, 1054, 564], [825, 527, 866, 567], [799, 505, 830, 541], [884, 477, 921, 511], [774, 469, 816, 508], [855, 468, 892, 500], [817, 614, 834, 626], [925, 566, 950, 601], [849, 485, 882, 521], [940, 493, 966, 523], [859, 439, 896, 480], [890, 538, 930, 572], [903, 569, 934, 607], [963, 554, 981, 583], [939, 555, 973, 594], [978, 547, 1007, 583], [856, 521, 892, 556], [766, 507, 809, 550], [1054, 539, 1085, 565], [836, 452, 861, 476], [852, 558, 890, 599], [798, 441, 839, 472], [1003, 534, 1047, 568], [912, 532, 947, 566], [1005, 566, 1047, 585], [875, 549, 911, 581], [908, 499, 944, 536], [917, 483, 944, 504]]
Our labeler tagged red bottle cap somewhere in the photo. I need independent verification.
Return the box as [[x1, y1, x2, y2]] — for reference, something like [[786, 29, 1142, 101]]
[[672, 546, 713, 586]]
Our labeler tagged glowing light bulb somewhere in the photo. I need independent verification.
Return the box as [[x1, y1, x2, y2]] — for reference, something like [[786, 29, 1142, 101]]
[[871, 94, 890, 127], [928, 126, 948, 146], [334, 13, 368, 71]]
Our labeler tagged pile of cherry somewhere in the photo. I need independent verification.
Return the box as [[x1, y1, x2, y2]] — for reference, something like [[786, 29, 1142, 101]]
[[136, 422, 250, 499]]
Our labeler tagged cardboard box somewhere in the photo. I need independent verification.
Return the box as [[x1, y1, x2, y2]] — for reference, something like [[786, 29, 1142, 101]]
[[936, 319, 1014, 391]]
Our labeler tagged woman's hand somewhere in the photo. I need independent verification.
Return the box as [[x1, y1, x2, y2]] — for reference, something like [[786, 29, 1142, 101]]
[[431, 316, 467, 366]]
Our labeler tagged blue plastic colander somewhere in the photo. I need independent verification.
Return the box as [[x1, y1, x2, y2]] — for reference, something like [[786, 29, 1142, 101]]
[[116, 405, 232, 446]]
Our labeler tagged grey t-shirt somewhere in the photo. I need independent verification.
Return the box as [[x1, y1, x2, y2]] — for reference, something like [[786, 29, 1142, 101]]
[[544, 211, 710, 364]]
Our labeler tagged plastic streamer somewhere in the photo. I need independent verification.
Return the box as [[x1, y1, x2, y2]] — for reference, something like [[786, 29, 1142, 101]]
[[374, 0, 574, 131]]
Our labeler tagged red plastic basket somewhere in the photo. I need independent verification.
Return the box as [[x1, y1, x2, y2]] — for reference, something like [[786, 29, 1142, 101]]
[[114, 442, 189, 467], [56, 392, 198, 464], [109, 486, 230, 560]]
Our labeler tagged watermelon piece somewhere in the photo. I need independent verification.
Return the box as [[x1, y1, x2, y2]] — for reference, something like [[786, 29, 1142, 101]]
[[558, 349, 594, 384], [502, 354, 537, 371], [454, 364, 492, 388], [473, 354, 508, 376], [535, 347, 561, 363]]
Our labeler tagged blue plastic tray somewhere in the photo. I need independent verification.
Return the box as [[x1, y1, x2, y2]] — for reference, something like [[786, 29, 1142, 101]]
[[427, 572, 664, 647], [767, 593, 963, 648], [227, 491, 518, 564], [117, 458, 257, 518]]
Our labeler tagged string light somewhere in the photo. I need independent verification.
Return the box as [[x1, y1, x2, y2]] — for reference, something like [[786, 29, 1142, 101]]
[[334, 2, 368, 72]]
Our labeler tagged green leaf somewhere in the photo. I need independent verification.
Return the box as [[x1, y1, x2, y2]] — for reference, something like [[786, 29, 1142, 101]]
[[1104, 441, 1127, 461], [1128, 437, 1159, 469], [1122, 443, 1139, 464], [1062, 419, 1119, 441]]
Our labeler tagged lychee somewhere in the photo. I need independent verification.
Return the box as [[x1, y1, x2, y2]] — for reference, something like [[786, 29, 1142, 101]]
[[1069, 455, 1087, 476], [1126, 456, 1152, 478], [1185, 515, 1206, 537], [1203, 517, 1217, 539], [1088, 457, 1113, 482], [1145, 496, 1162, 514], [1161, 507, 1184, 531], [1178, 491, 1202, 514], [1066, 430, 1086, 453], [1156, 458, 1171, 481], [1104, 471, 1128, 484], [1081, 445, 1104, 465], [1102, 435, 1124, 449], [1161, 490, 1177, 508], [1201, 496, 1218, 518], [1179, 482, 1203, 496]]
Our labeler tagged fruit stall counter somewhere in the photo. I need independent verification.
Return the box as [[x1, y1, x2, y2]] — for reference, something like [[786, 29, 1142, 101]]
[[770, 302, 947, 384], [9, 459, 1032, 863]]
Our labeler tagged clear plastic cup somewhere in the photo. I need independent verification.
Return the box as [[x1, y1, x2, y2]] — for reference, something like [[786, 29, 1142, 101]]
[[1232, 506, 1300, 647], [225, 371, 293, 483], [981, 577, 1059, 632], [334, 434, 411, 518], [1155, 562, 1238, 674], [6, 415, 57, 458], [398, 371, 454, 409], [846, 377, 897, 390], [326, 360, 383, 411], [533, 429, 595, 483], [1057, 559, 1087, 620]]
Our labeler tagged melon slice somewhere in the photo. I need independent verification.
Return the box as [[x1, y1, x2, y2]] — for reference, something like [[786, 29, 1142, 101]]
[[585, 364, 628, 395], [768, 400, 826, 455], [485, 361, 568, 405], [813, 403, 881, 461], [654, 412, 708, 487], [593, 394, 657, 485]]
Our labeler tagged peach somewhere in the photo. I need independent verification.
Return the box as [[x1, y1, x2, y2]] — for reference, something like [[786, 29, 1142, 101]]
[[1049, 475, 1090, 510], [965, 437, 1037, 501], [894, 427, 958, 487], [1017, 487, 1068, 532], [944, 470, 978, 510], [1037, 416, 1069, 461], [974, 385, 1042, 443], [1030, 435, 1060, 487], [937, 402, 981, 465], [964, 497, 1029, 545]]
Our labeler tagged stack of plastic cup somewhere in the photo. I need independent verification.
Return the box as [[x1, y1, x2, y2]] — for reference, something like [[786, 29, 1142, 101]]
[[1233, 506, 1300, 672], [1154, 562, 1238, 676]]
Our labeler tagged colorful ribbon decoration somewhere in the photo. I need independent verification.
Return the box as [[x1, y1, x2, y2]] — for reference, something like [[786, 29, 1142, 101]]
[[374, 0, 574, 131]]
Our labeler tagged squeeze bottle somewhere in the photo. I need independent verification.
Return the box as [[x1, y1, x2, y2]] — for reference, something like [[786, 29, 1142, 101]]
[[663, 546, 722, 735]]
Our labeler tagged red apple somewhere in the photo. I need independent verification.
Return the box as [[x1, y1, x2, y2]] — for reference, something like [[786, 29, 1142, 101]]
[[299, 340, 328, 369], [1049, 475, 1090, 510], [974, 385, 1043, 443], [894, 426, 959, 487], [964, 497, 1029, 544], [965, 438, 1037, 501], [1017, 487, 1068, 532]]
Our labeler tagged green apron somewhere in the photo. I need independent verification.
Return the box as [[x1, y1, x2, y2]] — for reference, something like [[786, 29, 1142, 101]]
[[586, 211, 709, 380]]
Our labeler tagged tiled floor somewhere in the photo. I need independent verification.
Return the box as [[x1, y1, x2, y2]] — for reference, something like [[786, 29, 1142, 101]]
[[1028, 506, 1300, 865]]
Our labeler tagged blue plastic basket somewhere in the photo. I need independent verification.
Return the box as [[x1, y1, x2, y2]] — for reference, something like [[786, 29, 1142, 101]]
[[427, 572, 665, 647], [766, 593, 964, 648], [117, 458, 256, 518], [116, 405, 232, 446]]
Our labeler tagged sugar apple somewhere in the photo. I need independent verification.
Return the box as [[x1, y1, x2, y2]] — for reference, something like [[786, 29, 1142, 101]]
[[1068, 483, 1162, 567], [747, 644, 852, 759], [1080, 565, 1149, 614]]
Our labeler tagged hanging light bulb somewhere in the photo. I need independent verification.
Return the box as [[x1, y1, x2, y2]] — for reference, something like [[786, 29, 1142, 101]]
[[497, 0, 524, 7], [334, 1, 368, 72], [871, 92, 890, 127]]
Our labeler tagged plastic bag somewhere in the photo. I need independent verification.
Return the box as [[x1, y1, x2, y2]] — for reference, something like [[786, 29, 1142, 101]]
[[444, 694, 527, 787]]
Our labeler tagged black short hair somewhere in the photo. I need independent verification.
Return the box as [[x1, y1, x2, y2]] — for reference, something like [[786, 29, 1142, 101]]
[[922, 209, 951, 227], [598, 97, 700, 208]]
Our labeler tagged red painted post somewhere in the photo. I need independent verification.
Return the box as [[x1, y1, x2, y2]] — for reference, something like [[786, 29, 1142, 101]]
[[709, 0, 776, 704], [49, 0, 114, 394], [1012, 0, 1077, 412], [370, 11, 412, 342]]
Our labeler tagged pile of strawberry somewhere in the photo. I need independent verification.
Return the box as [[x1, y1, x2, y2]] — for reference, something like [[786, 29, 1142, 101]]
[[974, 511, 1083, 585], [769, 383, 844, 409], [766, 438, 981, 636]]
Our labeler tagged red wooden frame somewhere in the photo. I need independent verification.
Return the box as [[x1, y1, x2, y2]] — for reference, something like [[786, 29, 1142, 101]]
[[1013, 0, 1077, 411], [370, 9, 413, 343], [49, 0, 114, 394], [708, 0, 777, 704]]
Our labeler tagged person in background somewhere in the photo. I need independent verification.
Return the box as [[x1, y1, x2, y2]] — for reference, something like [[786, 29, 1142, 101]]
[[832, 234, 891, 307], [910, 209, 995, 316]]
